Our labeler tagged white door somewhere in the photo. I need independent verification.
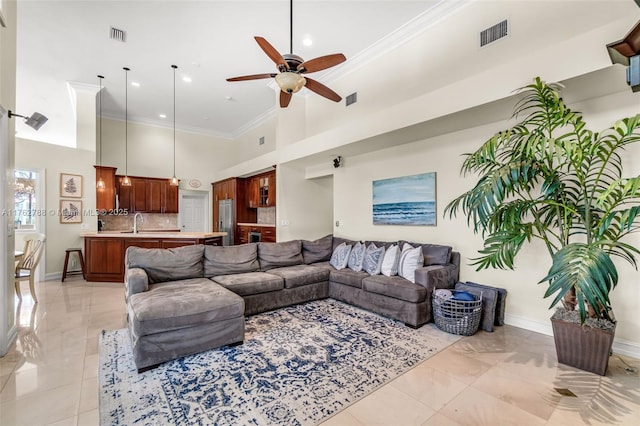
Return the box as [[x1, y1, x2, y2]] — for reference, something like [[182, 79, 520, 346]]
[[179, 191, 209, 232]]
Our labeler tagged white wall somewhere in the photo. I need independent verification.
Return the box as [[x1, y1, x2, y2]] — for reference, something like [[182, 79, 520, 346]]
[[15, 138, 96, 278], [0, 0, 18, 356], [276, 163, 333, 242], [326, 88, 640, 350]]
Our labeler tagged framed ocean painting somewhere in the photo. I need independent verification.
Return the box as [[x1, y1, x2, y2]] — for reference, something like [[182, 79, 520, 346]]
[[372, 172, 436, 226]]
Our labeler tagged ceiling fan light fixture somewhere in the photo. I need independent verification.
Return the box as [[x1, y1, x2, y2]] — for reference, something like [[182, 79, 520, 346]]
[[275, 72, 306, 93]]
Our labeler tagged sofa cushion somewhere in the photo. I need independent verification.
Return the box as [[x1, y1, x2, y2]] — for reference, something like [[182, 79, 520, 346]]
[[347, 241, 366, 272], [332, 236, 357, 251], [266, 264, 330, 289], [204, 243, 259, 277], [258, 240, 303, 271], [380, 244, 400, 276], [301, 235, 333, 264], [397, 244, 424, 283], [363, 243, 385, 276], [128, 278, 243, 336], [456, 282, 498, 332], [126, 245, 204, 284], [329, 242, 352, 270], [330, 268, 368, 289], [212, 272, 284, 296], [362, 275, 427, 303]]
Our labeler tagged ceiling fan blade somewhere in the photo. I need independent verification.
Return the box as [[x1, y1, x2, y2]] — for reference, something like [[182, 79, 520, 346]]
[[226, 73, 276, 82], [280, 91, 292, 108], [298, 53, 346, 73], [255, 36, 289, 70], [304, 77, 342, 102]]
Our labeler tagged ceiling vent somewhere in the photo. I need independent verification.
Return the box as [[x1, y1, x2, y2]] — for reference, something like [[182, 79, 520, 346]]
[[110, 26, 127, 42], [480, 19, 508, 47], [346, 92, 357, 106]]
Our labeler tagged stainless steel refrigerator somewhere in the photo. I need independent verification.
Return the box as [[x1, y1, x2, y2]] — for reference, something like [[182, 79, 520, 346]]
[[218, 199, 234, 246]]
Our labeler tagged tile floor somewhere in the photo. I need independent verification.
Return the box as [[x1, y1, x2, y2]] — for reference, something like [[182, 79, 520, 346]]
[[1, 279, 639, 426]]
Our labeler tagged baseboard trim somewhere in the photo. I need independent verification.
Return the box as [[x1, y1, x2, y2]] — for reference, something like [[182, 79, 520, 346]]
[[504, 313, 640, 359], [45, 272, 62, 281]]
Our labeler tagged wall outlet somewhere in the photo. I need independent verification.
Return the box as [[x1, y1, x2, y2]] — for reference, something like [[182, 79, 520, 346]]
[[335, 220, 340, 227], [281, 219, 290, 226], [81, 223, 90, 230]]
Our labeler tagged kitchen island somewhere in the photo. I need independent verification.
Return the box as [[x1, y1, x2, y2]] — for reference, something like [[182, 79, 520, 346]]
[[82, 231, 227, 282]]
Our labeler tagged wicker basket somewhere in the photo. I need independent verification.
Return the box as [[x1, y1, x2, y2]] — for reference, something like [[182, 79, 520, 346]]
[[432, 292, 482, 336]]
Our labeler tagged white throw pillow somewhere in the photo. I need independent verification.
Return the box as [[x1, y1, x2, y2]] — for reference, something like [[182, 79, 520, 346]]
[[329, 242, 352, 270], [380, 244, 400, 276], [397, 243, 424, 283], [363, 243, 386, 275], [347, 241, 366, 272]]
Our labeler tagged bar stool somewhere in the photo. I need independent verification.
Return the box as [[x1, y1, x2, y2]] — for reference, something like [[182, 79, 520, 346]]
[[62, 248, 86, 282]]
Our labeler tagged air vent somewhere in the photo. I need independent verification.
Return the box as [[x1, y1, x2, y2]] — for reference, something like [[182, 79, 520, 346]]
[[480, 19, 508, 47], [110, 26, 127, 42], [346, 92, 357, 106], [259, 136, 265, 145]]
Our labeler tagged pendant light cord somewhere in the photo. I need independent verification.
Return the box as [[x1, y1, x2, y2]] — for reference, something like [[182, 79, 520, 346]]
[[98, 75, 103, 166], [123, 67, 130, 176], [172, 65, 177, 178], [290, 0, 293, 54]]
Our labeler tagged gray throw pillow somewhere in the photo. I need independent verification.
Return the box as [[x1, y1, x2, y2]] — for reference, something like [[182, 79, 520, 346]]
[[347, 241, 366, 272], [329, 242, 352, 270], [455, 282, 499, 332], [258, 240, 303, 271], [125, 245, 204, 284], [465, 281, 508, 326], [204, 243, 260, 277], [363, 243, 385, 275], [301, 234, 333, 264]]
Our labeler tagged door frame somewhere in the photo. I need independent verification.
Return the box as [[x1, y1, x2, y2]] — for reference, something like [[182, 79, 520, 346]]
[[178, 189, 210, 232]]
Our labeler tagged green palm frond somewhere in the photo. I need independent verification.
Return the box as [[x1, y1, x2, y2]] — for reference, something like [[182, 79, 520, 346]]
[[446, 78, 640, 323], [541, 244, 617, 323]]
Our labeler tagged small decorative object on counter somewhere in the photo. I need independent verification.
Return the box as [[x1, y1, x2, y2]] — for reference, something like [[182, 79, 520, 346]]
[[432, 289, 482, 336]]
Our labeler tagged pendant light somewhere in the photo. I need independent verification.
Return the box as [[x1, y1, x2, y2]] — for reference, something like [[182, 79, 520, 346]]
[[120, 67, 132, 187], [96, 75, 106, 190], [169, 64, 179, 186]]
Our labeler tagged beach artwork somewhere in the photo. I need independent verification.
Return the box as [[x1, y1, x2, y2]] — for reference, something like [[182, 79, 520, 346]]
[[372, 172, 436, 226]]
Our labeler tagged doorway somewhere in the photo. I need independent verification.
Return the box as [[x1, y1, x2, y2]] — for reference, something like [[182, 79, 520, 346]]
[[179, 190, 209, 232]]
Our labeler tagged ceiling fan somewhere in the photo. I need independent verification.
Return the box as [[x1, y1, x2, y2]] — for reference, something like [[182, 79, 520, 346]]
[[226, 0, 346, 108]]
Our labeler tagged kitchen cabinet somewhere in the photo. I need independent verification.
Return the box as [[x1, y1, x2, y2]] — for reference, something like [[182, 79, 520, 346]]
[[212, 178, 256, 244], [116, 175, 179, 213], [237, 225, 276, 244], [246, 170, 276, 208], [84, 234, 222, 282], [95, 166, 117, 211]]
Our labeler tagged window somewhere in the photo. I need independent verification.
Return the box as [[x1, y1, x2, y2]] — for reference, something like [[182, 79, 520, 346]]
[[14, 169, 39, 230]]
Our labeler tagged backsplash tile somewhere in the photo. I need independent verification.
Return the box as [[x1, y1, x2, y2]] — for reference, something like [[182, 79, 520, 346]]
[[257, 207, 275, 225], [100, 213, 179, 231]]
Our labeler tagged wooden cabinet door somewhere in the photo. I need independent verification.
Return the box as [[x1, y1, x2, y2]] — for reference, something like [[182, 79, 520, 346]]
[[117, 177, 133, 212], [262, 226, 276, 242], [237, 225, 249, 245], [146, 179, 163, 212], [248, 177, 259, 208], [95, 166, 116, 211], [85, 238, 124, 281], [264, 171, 276, 207], [162, 239, 197, 249], [124, 239, 162, 251], [132, 178, 148, 212], [163, 183, 179, 213], [212, 183, 220, 231]]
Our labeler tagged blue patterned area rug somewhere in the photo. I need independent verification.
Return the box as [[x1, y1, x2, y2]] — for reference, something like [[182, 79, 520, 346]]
[[99, 299, 460, 425]]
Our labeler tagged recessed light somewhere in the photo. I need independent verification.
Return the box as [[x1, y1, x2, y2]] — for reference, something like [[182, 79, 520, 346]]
[[131, 81, 140, 87], [182, 76, 192, 83], [302, 37, 313, 47], [225, 96, 233, 101], [159, 114, 167, 119]]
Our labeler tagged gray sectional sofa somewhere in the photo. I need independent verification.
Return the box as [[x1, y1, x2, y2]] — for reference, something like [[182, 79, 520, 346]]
[[124, 235, 459, 372]]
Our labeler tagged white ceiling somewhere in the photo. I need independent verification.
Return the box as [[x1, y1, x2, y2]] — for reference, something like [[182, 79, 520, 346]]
[[15, 0, 447, 146]]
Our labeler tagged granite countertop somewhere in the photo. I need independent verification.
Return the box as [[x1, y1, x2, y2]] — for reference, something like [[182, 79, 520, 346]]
[[82, 231, 227, 239], [237, 223, 276, 227]]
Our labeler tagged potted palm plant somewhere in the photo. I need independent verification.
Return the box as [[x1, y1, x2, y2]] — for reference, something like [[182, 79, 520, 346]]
[[445, 77, 640, 375]]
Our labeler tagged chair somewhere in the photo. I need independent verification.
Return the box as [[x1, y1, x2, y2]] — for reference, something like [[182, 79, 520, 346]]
[[15, 237, 45, 303]]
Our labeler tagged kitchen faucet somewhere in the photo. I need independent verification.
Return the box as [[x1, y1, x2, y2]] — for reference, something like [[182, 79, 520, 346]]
[[133, 212, 143, 234]]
